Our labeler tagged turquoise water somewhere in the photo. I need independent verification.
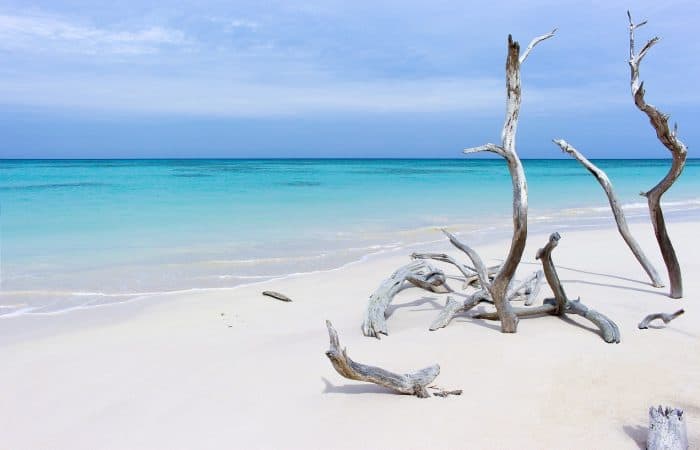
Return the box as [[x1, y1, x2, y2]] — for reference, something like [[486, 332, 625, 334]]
[[1, 158, 699, 315]]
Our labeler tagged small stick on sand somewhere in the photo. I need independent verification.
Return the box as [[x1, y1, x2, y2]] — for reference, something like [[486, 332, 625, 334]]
[[262, 291, 293, 302], [638, 309, 684, 329]]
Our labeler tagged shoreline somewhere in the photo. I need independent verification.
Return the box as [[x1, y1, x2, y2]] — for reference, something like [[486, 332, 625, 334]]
[[2, 201, 699, 319]]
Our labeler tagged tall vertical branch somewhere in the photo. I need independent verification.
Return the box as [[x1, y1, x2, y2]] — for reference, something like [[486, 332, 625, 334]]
[[463, 29, 555, 333], [553, 139, 664, 288], [627, 11, 688, 298]]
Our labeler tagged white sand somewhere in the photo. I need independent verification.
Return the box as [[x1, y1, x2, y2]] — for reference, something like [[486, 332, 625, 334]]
[[1, 220, 698, 449]]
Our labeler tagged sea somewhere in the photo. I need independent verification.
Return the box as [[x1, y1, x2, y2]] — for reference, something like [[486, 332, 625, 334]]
[[1, 158, 699, 316]]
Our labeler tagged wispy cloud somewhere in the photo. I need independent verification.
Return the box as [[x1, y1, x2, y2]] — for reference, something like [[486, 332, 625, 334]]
[[0, 12, 188, 55], [0, 74, 637, 117]]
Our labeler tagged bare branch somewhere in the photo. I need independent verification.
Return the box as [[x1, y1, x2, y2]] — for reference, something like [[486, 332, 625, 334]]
[[519, 28, 557, 64], [441, 229, 491, 290], [553, 139, 664, 287], [627, 12, 688, 298], [463, 143, 506, 157]]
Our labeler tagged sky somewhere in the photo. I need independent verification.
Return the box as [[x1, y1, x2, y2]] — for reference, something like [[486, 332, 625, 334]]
[[0, 0, 698, 158]]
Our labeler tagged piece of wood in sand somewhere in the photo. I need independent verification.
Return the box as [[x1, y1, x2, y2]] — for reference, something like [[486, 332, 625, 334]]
[[638, 309, 684, 329], [325, 320, 440, 398], [262, 291, 292, 302], [647, 406, 688, 450]]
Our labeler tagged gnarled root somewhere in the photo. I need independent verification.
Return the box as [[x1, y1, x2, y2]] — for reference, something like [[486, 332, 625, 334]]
[[326, 321, 441, 398]]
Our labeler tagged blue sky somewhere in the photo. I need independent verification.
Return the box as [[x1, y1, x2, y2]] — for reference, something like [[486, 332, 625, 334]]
[[0, 0, 697, 158]]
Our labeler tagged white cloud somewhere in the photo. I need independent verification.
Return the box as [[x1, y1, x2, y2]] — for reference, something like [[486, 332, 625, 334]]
[[0, 13, 187, 55]]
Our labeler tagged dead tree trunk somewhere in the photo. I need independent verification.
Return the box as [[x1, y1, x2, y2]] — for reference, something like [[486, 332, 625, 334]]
[[647, 406, 688, 450], [462, 29, 556, 333], [628, 12, 688, 299], [325, 321, 440, 398], [553, 139, 664, 288], [362, 260, 449, 338]]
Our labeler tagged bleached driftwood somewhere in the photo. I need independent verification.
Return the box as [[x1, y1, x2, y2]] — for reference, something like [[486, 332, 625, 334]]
[[262, 291, 293, 302], [429, 293, 485, 331], [507, 269, 544, 306], [553, 139, 664, 288], [435, 233, 620, 343], [325, 321, 440, 398], [647, 406, 688, 450], [638, 309, 684, 329], [427, 232, 543, 330], [411, 252, 500, 289], [463, 29, 555, 333], [628, 12, 688, 298], [362, 260, 449, 338], [536, 232, 621, 343]]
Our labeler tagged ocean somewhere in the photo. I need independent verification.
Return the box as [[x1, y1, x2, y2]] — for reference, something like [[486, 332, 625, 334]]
[[1, 158, 699, 316]]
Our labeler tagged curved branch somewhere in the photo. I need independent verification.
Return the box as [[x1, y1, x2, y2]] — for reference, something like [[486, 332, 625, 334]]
[[362, 260, 448, 338], [628, 11, 688, 298], [326, 321, 440, 398], [441, 229, 491, 290], [638, 309, 685, 329], [553, 139, 664, 288], [519, 28, 557, 64]]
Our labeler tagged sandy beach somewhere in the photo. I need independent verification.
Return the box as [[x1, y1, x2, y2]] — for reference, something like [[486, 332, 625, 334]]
[[1, 218, 698, 449]]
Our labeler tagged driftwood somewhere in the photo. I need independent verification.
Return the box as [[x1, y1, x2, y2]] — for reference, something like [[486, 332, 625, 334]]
[[638, 309, 684, 329], [647, 406, 688, 450], [553, 139, 664, 288], [411, 252, 500, 289], [507, 269, 545, 306], [536, 233, 621, 343], [429, 233, 619, 343], [463, 29, 556, 333], [362, 260, 449, 338], [262, 291, 293, 302], [428, 231, 544, 331], [628, 12, 688, 298], [325, 321, 440, 398]]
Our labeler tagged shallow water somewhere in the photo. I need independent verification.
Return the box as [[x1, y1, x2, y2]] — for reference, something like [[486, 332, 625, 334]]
[[1, 158, 699, 315]]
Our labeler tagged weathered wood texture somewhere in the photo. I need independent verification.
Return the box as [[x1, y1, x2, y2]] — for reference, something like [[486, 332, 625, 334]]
[[628, 12, 688, 298], [638, 309, 685, 329], [411, 252, 500, 289], [647, 406, 688, 450], [262, 291, 293, 302], [362, 260, 449, 338], [553, 139, 664, 288], [463, 29, 555, 333], [536, 233, 621, 343], [325, 321, 440, 398]]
